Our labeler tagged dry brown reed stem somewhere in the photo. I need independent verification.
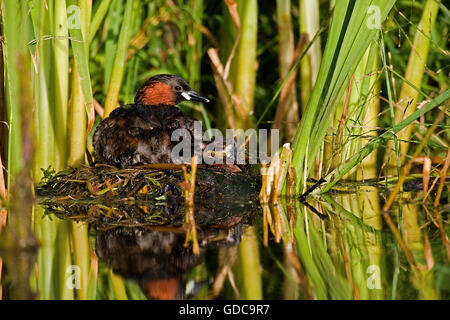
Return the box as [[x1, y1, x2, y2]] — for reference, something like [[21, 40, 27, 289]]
[[433, 206, 450, 261], [207, 1, 251, 128], [207, 48, 236, 128], [271, 169, 280, 204], [211, 263, 230, 298], [207, 47, 247, 122], [286, 168, 298, 242], [0, 153, 3, 299], [272, 36, 307, 132], [433, 148, 450, 208], [262, 203, 270, 247], [259, 162, 268, 204], [272, 8, 304, 139], [342, 242, 359, 300], [382, 211, 417, 267], [423, 231, 434, 270], [263, 145, 293, 243], [199, 25, 219, 49], [89, 241, 99, 284], [0, 154, 6, 232], [339, 74, 354, 137], [422, 204, 439, 229], [260, 161, 289, 246], [137, 163, 187, 170], [381, 153, 440, 268], [210, 252, 240, 299], [93, 98, 104, 118], [182, 156, 199, 255], [432, 149, 450, 261], [126, 26, 150, 60], [259, 162, 271, 246], [222, 0, 240, 80], [262, 144, 293, 206], [271, 204, 281, 243], [209, 246, 240, 299], [0, 258, 2, 300], [420, 156, 432, 195], [286, 167, 297, 200]]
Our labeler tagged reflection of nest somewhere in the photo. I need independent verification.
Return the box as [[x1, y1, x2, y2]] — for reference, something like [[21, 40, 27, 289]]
[[41, 199, 256, 230], [42, 201, 178, 228], [37, 164, 261, 228]]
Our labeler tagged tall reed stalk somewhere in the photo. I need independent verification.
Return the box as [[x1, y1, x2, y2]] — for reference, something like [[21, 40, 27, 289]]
[[234, 0, 257, 129], [54, 0, 70, 170], [67, 0, 92, 167], [273, 0, 299, 141], [1, 0, 30, 185], [385, 0, 439, 172], [103, 0, 135, 117], [32, 0, 55, 180], [357, 48, 380, 181], [219, 0, 258, 130], [299, 0, 321, 112]]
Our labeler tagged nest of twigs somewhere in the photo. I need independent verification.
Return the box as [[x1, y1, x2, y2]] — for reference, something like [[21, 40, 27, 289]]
[[37, 164, 261, 228], [37, 164, 188, 200]]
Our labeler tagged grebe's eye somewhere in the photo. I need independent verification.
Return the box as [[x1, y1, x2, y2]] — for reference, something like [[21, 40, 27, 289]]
[[175, 86, 182, 91]]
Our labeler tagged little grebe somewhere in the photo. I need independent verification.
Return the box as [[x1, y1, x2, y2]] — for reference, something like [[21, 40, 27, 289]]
[[93, 74, 210, 167]]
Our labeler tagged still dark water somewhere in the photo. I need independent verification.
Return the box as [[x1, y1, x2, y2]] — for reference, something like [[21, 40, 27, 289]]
[[1, 185, 449, 300]]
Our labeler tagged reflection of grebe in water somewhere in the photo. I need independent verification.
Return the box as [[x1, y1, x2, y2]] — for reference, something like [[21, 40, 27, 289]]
[[95, 224, 243, 300]]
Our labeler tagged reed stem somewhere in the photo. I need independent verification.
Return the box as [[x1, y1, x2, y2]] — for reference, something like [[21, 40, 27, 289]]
[[103, 0, 135, 118]]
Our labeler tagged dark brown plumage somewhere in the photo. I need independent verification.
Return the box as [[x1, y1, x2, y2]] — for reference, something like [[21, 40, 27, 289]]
[[93, 74, 209, 167]]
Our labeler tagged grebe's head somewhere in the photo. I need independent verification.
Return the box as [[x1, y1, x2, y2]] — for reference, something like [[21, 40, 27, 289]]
[[134, 74, 210, 106]]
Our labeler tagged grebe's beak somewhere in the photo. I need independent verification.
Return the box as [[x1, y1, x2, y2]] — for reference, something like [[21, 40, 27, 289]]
[[181, 90, 210, 103]]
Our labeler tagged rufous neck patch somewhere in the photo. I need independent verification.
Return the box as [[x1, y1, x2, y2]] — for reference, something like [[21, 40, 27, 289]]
[[136, 82, 176, 106]]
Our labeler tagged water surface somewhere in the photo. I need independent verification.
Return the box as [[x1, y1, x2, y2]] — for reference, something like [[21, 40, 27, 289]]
[[1, 184, 449, 300]]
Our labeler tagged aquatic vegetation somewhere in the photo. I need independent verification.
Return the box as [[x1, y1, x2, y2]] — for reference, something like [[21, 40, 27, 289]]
[[0, 0, 448, 300]]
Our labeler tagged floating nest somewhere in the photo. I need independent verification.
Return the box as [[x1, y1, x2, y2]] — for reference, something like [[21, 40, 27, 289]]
[[37, 164, 262, 228]]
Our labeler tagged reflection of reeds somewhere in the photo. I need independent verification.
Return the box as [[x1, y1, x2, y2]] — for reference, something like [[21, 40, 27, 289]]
[[235, 225, 262, 299], [182, 157, 199, 255], [401, 194, 438, 299]]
